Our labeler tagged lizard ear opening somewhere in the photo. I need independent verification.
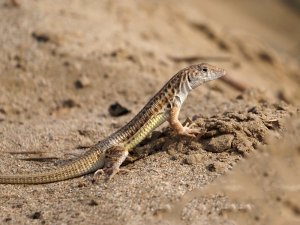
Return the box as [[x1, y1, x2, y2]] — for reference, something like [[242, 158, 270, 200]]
[[167, 102, 172, 109]]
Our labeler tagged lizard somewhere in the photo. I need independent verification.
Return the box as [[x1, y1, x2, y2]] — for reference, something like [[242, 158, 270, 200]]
[[0, 63, 226, 184]]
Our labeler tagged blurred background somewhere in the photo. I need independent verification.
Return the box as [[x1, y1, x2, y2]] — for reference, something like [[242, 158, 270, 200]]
[[0, 1, 299, 224], [0, 0, 299, 123], [193, 0, 300, 59]]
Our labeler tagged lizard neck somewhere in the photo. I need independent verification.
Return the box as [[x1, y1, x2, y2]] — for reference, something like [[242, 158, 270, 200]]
[[174, 74, 192, 107]]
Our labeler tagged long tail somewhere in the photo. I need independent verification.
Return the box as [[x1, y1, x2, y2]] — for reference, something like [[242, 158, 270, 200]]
[[0, 147, 105, 184]]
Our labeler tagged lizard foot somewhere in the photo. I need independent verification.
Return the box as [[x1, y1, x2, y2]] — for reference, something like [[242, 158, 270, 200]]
[[92, 146, 128, 182], [178, 119, 202, 137], [103, 146, 128, 181], [178, 126, 200, 137]]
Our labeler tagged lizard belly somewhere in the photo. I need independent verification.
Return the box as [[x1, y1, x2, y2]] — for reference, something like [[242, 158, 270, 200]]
[[124, 112, 167, 150]]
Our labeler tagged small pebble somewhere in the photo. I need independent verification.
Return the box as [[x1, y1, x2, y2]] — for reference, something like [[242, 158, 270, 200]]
[[207, 163, 216, 172], [185, 154, 203, 165], [62, 99, 79, 108], [108, 102, 130, 117], [28, 211, 42, 220], [88, 200, 98, 206], [75, 75, 91, 89]]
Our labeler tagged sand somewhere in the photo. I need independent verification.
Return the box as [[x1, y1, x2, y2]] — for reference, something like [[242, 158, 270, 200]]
[[0, 0, 299, 224]]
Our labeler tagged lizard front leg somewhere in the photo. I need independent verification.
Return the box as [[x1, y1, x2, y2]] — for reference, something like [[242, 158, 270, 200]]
[[168, 106, 200, 136]]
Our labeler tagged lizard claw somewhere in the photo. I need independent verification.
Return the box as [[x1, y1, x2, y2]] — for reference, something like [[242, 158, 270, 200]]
[[92, 169, 104, 183], [103, 167, 118, 181], [178, 126, 201, 137], [103, 168, 130, 181], [178, 120, 202, 137]]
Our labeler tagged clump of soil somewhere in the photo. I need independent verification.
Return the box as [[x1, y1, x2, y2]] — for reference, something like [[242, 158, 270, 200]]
[[132, 90, 296, 162]]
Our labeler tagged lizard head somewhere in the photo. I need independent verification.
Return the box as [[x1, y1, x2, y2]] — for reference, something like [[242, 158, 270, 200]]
[[187, 63, 226, 89]]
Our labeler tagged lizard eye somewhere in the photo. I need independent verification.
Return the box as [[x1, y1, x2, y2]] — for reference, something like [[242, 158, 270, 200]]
[[201, 67, 208, 73]]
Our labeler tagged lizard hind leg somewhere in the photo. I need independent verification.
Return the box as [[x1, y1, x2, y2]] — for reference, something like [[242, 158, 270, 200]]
[[102, 145, 128, 181]]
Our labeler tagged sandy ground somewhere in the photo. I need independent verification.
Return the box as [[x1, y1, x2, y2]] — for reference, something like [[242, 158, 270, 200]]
[[0, 0, 299, 224]]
